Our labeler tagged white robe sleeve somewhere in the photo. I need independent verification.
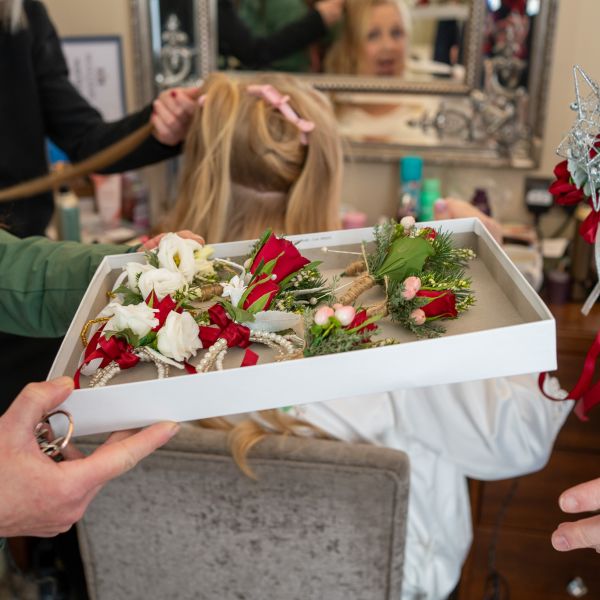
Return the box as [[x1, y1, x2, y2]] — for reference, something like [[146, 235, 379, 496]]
[[389, 373, 573, 480]]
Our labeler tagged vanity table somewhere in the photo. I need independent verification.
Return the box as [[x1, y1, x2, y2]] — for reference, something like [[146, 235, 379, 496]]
[[458, 302, 600, 600]]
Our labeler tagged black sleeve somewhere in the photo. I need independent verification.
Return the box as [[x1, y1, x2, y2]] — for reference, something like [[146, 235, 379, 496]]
[[218, 0, 327, 69], [28, 1, 179, 171]]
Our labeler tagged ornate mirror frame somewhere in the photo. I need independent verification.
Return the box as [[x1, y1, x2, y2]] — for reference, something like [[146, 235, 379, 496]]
[[130, 0, 559, 169]]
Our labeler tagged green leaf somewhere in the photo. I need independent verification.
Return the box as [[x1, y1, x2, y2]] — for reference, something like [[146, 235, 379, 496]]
[[221, 301, 255, 324], [104, 328, 140, 348], [145, 251, 159, 268], [344, 314, 381, 334], [247, 228, 273, 263], [278, 261, 323, 289], [376, 237, 433, 282], [245, 291, 273, 314], [139, 331, 157, 347], [112, 285, 144, 307]]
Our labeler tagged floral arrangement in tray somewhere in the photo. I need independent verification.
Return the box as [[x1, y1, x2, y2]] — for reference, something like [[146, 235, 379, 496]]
[[75, 220, 476, 388]]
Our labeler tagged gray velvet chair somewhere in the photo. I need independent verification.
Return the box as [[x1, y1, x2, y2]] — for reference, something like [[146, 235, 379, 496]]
[[77, 425, 410, 600]]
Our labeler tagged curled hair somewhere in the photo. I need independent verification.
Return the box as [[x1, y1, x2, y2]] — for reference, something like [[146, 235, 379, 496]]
[[163, 72, 342, 242], [325, 0, 411, 76], [198, 410, 331, 479], [0, 0, 24, 32]]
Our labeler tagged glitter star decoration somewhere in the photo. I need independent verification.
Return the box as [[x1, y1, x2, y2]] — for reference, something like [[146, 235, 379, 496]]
[[557, 65, 600, 211]]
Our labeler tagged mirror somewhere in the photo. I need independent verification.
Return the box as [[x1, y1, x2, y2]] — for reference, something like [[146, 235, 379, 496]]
[[130, 0, 558, 169]]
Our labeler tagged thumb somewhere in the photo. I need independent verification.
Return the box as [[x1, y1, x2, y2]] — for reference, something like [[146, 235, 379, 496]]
[[69, 421, 180, 490], [3, 377, 74, 435], [434, 198, 451, 220]]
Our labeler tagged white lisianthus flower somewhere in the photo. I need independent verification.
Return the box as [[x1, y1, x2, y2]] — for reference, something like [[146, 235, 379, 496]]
[[194, 245, 215, 277], [124, 262, 156, 293], [157, 311, 202, 362], [157, 233, 203, 283], [104, 302, 159, 338], [221, 275, 247, 307], [138, 268, 186, 301]]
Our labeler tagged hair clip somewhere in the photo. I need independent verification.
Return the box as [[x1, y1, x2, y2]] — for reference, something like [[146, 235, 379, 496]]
[[247, 84, 315, 145]]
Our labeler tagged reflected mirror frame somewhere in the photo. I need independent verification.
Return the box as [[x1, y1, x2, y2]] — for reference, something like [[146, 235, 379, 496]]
[[130, 0, 560, 169]]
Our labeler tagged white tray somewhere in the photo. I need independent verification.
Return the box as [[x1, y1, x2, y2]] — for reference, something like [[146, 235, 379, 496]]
[[48, 218, 556, 436]]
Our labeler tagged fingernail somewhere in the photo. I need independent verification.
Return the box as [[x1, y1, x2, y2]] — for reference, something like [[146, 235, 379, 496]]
[[170, 90, 177, 98], [551, 533, 570, 551], [560, 495, 579, 512], [50, 376, 74, 390], [167, 422, 180, 438]]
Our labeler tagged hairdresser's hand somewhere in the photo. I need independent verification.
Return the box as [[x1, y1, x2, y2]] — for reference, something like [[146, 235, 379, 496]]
[[143, 230, 205, 250], [434, 197, 503, 245], [315, 0, 345, 27], [151, 87, 200, 146], [0, 378, 179, 537], [552, 477, 600, 552]]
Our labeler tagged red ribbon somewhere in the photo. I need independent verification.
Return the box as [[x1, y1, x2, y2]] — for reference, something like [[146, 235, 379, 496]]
[[539, 328, 600, 421], [146, 291, 181, 330], [75, 331, 140, 388], [199, 305, 258, 367]]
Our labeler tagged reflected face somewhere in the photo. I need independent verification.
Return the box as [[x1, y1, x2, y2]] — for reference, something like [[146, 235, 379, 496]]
[[359, 4, 407, 77]]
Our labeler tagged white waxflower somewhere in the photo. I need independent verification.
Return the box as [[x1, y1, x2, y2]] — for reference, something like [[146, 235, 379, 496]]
[[138, 268, 186, 301], [157, 233, 204, 283], [157, 311, 202, 362], [221, 275, 247, 307], [124, 262, 156, 293], [104, 302, 159, 338], [194, 245, 215, 277]]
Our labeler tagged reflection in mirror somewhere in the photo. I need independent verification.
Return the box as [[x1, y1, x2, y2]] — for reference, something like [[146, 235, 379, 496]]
[[220, 0, 469, 83]]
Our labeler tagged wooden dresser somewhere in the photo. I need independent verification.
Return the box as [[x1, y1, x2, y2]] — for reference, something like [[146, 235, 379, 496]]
[[458, 303, 600, 600]]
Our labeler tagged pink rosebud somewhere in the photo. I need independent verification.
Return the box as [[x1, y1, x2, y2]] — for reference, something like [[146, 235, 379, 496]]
[[335, 305, 356, 326], [400, 216, 416, 230], [402, 287, 417, 301], [410, 308, 426, 326], [404, 276, 421, 292], [314, 306, 335, 326], [332, 303, 343, 310]]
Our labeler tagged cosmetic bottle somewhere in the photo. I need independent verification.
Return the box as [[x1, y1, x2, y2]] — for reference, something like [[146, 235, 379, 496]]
[[56, 185, 81, 242], [397, 156, 423, 220], [420, 179, 441, 221]]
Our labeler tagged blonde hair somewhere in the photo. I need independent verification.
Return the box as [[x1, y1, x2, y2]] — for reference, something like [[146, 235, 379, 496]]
[[163, 72, 342, 243], [199, 410, 331, 479], [325, 0, 411, 76]]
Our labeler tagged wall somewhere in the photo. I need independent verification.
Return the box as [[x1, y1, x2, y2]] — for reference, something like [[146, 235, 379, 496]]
[[44, 0, 137, 112]]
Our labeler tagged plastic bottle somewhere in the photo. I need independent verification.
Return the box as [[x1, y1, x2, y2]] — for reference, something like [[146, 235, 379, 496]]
[[398, 156, 423, 220], [419, 178, 441, 221], [56, 185, 81, 242]]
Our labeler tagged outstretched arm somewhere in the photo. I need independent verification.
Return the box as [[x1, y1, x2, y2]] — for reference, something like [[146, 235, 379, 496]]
[[0, 377, 179, 537]]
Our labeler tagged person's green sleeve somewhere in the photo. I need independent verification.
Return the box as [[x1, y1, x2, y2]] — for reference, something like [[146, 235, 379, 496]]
[[0, 229, 131, 337]]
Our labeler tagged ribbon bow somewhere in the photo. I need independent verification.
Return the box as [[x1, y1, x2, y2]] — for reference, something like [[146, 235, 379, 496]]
[[246, 84, 315, 145], [199, 305, 258, 367], [75, 327, 140, 388]]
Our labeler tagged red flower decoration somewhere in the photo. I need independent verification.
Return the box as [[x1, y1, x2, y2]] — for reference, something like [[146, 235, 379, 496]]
[[348, 309, 377, 334], [549, 160, 585, 206], [580, 199, 600, 245], [242, 276, 279, 310], [421, 227, 437, 240], [145, 291, 181, 331], [251, 234, 310, 282], [416, 289, 458, 319]]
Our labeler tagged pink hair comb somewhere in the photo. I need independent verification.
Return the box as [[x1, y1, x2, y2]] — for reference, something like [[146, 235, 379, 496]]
[[247, 84, 315, 145]]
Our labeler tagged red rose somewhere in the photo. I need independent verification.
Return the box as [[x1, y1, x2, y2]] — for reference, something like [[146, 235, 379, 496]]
[[416, 289, 458, 319], [242, 276, 279, 311], [251, 234, 310, 281], [549, 160, 585, 206], [348, 309, 377, 334]]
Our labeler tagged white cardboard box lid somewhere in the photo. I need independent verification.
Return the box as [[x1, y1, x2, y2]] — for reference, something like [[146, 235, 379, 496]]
[[48, 218, 556, 436]]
